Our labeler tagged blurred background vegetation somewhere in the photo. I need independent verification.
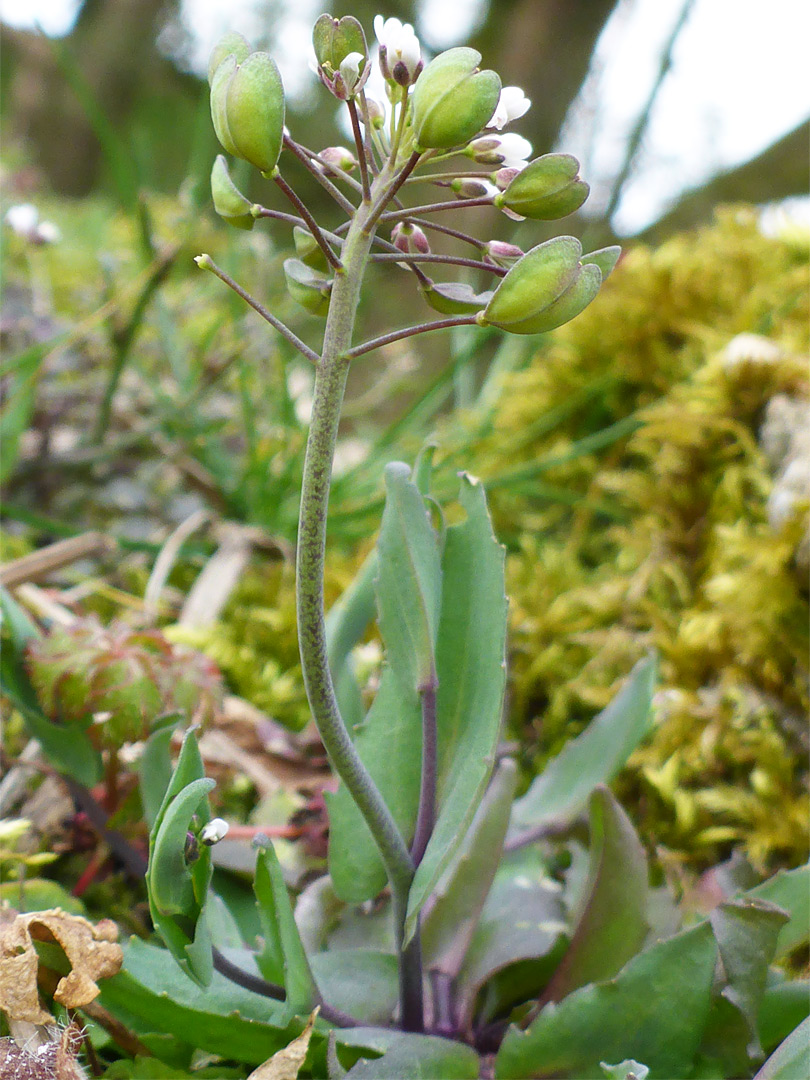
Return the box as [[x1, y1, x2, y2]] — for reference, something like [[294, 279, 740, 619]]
[[1, 0, 808, 875]]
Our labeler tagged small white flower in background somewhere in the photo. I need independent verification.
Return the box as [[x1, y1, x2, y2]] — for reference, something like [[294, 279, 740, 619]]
[[490, 86, 531, 130], [374, 15, 422, 85], [4, 202, 61, 244], [200, 818, 230, 846], [467, 132, 532, 168]]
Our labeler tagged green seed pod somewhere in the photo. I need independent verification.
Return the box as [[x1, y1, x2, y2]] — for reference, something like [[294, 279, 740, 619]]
[[293, 225, 329, 271], [312, 14, 367, 73], [225, 52, 285, 175], [284, 258, 332, 316], [495, 153, 589, 220], [421, 281, 492, 316], [582, 244, 621, 281], [497, 262, 602, 334], [210, 55, 239, 156], [481, 236, 581, 329], [411, 47, 501, 150], [494, 153, 591, 220], [210, 155, 255, 230], [207, 31, 251, 85]]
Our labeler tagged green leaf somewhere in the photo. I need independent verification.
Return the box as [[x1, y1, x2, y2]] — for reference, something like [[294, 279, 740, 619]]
[[709, 899, 790, 1053], [254, 843, 319, 1017], [376, 462, 442, 693], [0, 586, 39, 649], [311, 951, 398, 1027], [754, 1017, 810, 1080], [344, 1033, 480, 1078], [541, 786, 650, 1003], [99, 938, 296, 1066], [455, 847, 567, 1033], [0, 341, 50, 484], [512, 655, 657, 830], [326, 551, 377, 729], [406, 475, 507, 940], [139, 725, 175, 829], [327, 667, 422, 902], [422, 760, 517, 977], [494, 922, 718, 1079], [744, 866, 810, 957], [758, 980, 810, 1056]]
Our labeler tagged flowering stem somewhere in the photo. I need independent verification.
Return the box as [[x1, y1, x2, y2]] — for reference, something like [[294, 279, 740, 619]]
[[345, 315, 481, 360], [400, 217, 485, 250], [195, 255, 319, 365], [296, 170, 424, 1031], [381, 196, 494, 223], [348, 98, 372, 202], [273, 173, 344, 271]]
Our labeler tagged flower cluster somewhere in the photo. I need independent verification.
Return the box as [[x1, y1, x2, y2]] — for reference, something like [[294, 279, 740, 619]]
[[203, 11, 618, 352]]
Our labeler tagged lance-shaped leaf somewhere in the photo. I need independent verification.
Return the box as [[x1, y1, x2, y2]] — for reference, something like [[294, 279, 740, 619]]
[[456, 847, 568, 1034], [327, 668, 422, 903], [710, 899, 790, 1055], [344, 1032, 480, 1078], [495, 921, 719, 1079], [754, 1017, 810, 1080], [512, 655, 657, 831], [326, 551, 377, 732], [147, 729, 215, 987], [422, 759, 517, 977], [744, 865, 809, 957], [540, 785, 649, 1004], [254, 842, 319, 1019], [376, 462, 442, 694], [406, 474, 507, 940]]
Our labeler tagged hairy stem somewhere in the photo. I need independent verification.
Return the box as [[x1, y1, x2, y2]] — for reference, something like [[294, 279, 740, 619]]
[[296, 171, 424, 1031]]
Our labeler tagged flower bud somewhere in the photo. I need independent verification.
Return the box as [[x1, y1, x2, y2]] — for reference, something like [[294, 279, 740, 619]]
[[210, 155, 255, 230], [421, 281, 492, 316], [318, 145, 358, 176], [480, 236, 583, 332], [451, 178, 494, 199], [483, 240, 523, 268], [200, 818, 229, 846], [495, 153, 589, 220], [467, 132, 532, 167], [209, 46, 285, 176], [374, 16, 422, 86], [363, 97, 385, 128], [411, 47, 501, 150], [284, 257, 332, 317], [492, 166, 523, 191], [392, 222, 430, 255]]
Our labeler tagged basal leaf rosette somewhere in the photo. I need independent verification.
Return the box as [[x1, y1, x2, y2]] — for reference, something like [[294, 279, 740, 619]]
[[411, 47, 501, 150]]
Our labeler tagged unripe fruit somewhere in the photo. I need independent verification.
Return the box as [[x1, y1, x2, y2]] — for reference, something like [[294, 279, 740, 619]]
[[482, 236, 581, 328], [421, 281, 492, 316], [411, 48, 501, 150], [495, 153, 589, 220], [209, 42, 285, 176], [210, 155, 255, 230]]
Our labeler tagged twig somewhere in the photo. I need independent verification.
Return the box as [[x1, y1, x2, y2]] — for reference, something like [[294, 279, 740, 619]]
[[347, 98, 371, 202], [345, 316, 481, 360], [195, 255, 320, 366], [283, 133, 356, 216], [364, 151, 423, 235], [380, 196, 494, 224], [273, 173, 343, 271]]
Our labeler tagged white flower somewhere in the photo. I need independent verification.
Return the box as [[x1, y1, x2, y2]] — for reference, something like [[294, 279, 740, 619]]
[[340, 51, 365, 93], [4, 202, 61, 244], [374, 15, 421, 85], [468, 132, 532, 168], [200, 818, 230, 846], [490, 86, 531, 130]]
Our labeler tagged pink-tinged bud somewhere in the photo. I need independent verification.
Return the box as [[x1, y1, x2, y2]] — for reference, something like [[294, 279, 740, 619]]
[[319, 146, 358, 175], [391, 222, 430, 255], [493, 166, 522, 191], [451, 178, 493, 199], [484, 240, 524, 267], [363, 97, 385, 127]]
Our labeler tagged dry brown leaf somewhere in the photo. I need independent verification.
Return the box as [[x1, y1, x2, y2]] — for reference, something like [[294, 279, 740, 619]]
[[0, 908, 122, 1024], [247, 1008, 319, 1080]]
